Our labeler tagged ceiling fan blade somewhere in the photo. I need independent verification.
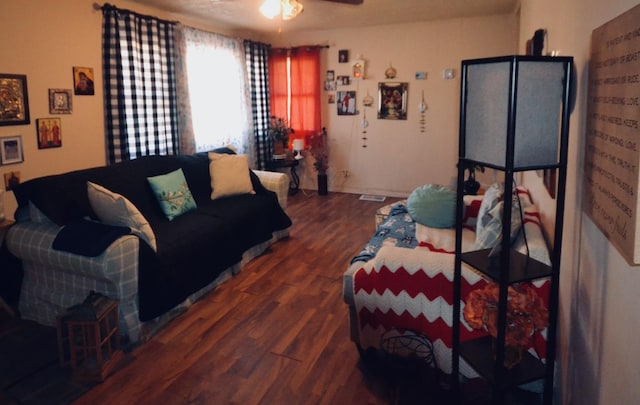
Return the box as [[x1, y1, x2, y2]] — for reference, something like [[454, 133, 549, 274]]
[[320, 0, 364, 5]]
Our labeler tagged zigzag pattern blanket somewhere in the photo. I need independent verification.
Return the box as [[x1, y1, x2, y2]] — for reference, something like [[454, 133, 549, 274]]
[[347, 198, 550, 377]]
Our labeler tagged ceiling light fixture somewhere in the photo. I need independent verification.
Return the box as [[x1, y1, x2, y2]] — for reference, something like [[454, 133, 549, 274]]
[[260, 0, 304, 21]]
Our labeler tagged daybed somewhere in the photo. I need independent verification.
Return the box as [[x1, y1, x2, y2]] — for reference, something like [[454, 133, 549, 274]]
[[6, 150, 291, 343], [343, 185, 551, 378]]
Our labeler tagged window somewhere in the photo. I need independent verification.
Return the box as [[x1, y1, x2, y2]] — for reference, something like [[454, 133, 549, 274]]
[[269, 47, 322, 143]]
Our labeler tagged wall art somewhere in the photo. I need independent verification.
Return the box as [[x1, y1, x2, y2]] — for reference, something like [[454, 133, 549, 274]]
[[378, 82, 408, 120], [0, 135, 24, 165], [3, 170, 20, 191], [338, 49, 349, 63], [73, 66, 95, 95], [337, 91, 356, 115], [49, 89, 73, 114], [36, 117, 62, 149], [0, 74, 30, 126]]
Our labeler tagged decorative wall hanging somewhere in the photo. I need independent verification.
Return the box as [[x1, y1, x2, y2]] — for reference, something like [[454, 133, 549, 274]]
[[337, 91, 356, 115], [337, 76, 350, 86], [415, 71, 427, 80], [73, 66, 95, 96], [361, 107, 369, 148], [49, 89, 73, 114], [36, 118, 62, 149], [378, 82, 407, 120], [352, 59, 365, 79], [362, 91, 374, 107], [385, 63, 397, 79], [0, 74, 30, 126], [0, 135, 24, 165], [418, 90, 427, 132]]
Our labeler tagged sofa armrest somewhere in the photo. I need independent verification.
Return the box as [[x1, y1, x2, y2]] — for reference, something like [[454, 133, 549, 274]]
[[7, 220, 143, 340], [253, 169, 289, 209]]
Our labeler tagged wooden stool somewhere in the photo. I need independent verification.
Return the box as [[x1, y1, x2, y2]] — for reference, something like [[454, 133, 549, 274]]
[[57, 299, 124, 382]]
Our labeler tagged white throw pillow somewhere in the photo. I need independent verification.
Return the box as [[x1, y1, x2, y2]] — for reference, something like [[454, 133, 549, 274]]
[[87, 181, 157, 252], [208, 152, 254, 200]]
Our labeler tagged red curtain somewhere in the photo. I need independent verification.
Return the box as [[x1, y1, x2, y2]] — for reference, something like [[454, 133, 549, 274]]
[[268, 46, 321, 147]]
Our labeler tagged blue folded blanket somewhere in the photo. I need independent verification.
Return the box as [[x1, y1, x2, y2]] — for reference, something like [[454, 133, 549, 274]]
[[351, 203, 418, 264], [52, 219, 131, 257]]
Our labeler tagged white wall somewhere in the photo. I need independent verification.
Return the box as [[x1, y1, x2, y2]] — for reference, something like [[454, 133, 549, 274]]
[[263, 15, 517, 196], [519, 0, 640, 403]]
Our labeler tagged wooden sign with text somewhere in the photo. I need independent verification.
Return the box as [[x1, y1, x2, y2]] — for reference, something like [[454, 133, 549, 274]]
[[584, 4, 640, 265]]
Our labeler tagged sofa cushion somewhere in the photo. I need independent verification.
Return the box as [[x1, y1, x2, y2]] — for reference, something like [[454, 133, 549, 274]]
[[406, 184, 456, 228], [87, 181, 158, 251], [147, 168, 198, 221], [208, 152, 254, 200]]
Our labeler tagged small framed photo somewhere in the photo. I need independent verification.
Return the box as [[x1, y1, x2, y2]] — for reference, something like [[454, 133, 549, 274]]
[[324, 80, 336, 91], [0, 74, 30, 126], [415, 71, 427, 80], [326, 70, 335, 81], [49, 89, 73, 114], [3, 170, 20, 191], [73, 66, 95, 95], [328, 94, 336, 104], [378, 82, 408, 120], [338, 49, 349, 63], [337, 75, 351, 86], [0, 136, 24, 165], [337, 91, 356, 116], [36, 117, 62, 149]]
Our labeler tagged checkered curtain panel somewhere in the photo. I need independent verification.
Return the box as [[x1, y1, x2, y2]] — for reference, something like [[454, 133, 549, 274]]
[[244, 40, 271, 170], [102, 4, 179, 164]]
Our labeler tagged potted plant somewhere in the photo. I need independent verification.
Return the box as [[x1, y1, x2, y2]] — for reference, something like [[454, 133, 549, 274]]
[[463, 283, 549, 368], [267, 116, 293, 156], [308, 128, 329, 195]]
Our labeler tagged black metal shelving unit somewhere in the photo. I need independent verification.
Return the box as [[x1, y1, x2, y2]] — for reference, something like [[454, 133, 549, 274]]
[[451, 55, 573, 404]]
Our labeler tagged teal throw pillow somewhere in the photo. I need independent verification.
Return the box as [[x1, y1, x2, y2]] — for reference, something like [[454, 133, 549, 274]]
[[406, 184, 456, 228], [147, 168, 197, 221]]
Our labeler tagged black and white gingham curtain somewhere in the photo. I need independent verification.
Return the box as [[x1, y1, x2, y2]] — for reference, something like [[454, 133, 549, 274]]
[[244, 40, 271, 170], [102, 4, 179, 164]]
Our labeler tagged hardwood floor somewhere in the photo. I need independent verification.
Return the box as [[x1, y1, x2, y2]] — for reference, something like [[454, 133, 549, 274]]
[[73, 191, 412, 405]]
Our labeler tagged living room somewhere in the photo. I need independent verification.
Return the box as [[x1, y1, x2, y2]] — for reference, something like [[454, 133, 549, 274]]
[[1, 0, 639, 404]]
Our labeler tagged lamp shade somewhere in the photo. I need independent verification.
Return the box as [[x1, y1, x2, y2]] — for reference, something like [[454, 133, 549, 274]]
[[292, 139, 304, 151], [462, 56, 570, 169]]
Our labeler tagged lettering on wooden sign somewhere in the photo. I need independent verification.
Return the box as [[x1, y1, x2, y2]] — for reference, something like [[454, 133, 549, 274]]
[[584, 4, 640, 264]]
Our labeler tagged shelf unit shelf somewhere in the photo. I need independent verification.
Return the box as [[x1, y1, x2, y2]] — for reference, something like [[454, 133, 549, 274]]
[[461, 249, 553, 283], [460, 336, 546, 386], [452, 54, 573, 405]]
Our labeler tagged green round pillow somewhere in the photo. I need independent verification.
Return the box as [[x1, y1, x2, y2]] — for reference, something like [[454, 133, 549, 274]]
[[407, 184, 456, 228]]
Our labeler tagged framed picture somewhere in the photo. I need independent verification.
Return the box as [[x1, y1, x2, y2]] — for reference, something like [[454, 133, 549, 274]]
[[0, 136, 24, 165], [73, 66, 95, 95], [324, 80, 336, 91], [378, 82, 408, 120], [49, 89, 72, 114], [337, 91, 356, 115], [328, 94, 336, 104], [337, 75, 350, 86], [36, 117, 62, 149], [338, 49, 349, 63], [326, 70, 335, 81], [0, 74, 30, 126], [3, 171, 20, 191]]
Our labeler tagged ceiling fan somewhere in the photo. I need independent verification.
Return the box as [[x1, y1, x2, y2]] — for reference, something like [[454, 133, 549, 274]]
[[319, 0, 364, 4]]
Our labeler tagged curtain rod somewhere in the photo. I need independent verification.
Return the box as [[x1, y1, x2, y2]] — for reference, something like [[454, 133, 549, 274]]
[[94, 2, 178, 24]]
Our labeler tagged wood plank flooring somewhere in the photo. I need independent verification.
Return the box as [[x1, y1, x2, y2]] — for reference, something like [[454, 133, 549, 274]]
[[72, 191, 411, 405]]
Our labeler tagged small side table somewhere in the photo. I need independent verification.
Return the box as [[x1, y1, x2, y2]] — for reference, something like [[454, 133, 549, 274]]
[[266, 158, 300, 195], [0, 219, 15, 316]]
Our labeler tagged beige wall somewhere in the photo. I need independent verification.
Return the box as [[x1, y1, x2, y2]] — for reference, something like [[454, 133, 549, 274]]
[[519, 0, 640, 403], [0, 0, 235, 219], [263, 15, 517, 195]]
